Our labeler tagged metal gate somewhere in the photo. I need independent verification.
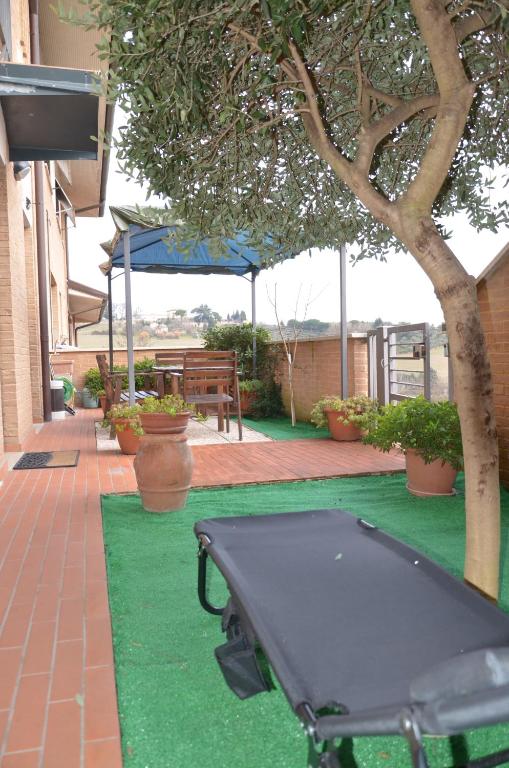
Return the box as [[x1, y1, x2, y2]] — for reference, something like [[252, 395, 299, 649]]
[[368, 323, 432, 405]]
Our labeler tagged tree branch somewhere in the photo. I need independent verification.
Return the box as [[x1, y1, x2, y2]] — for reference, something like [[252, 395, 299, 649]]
[[228, 23, 298, 82], [287, 40, 352, 175], [454, 3, 502, 43], [363, 83, 403, 109], [356, 93, 439, 175], [400, 0, 476, 215]]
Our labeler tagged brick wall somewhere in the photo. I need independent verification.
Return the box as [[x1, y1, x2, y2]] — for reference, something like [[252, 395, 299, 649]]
[[273, 335, 368, 420], [53, 339, 369, 417], [0, 163, 34, 450], [51, 347, 203, 399], [24, 226, 43, 423], [477, 255, 509, 488]]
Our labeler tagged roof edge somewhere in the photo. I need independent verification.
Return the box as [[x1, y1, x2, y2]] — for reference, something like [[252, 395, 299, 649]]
[[476, 242, 509, 285]]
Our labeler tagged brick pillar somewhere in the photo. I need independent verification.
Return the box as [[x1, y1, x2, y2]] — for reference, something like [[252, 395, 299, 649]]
[[0, 164, 34, 450]]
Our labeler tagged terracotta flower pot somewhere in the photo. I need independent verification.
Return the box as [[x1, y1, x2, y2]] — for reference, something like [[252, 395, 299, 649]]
[[324, 409, 362, 441], [134, 433, 194, 513], [240, 390, 258, 416], [112, 418, 140, 455], [99, 395, 108, 417], [139, 411, 192, 435], [405, 448, 458, 497]]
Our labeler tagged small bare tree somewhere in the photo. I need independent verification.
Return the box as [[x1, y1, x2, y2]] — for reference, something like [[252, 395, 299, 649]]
[[267, 283, 322, 426]]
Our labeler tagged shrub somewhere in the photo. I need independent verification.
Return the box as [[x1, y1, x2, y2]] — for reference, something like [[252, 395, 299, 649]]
[[203, 323, 272, 380], [103, 403, 142, 434], [83, 368, 104, 399], [138, 394, 199, 416], [361, 396, 463, 469], [310, 395, 379, 429], [249, 380, 284, 419], [238, 379, 264, 393]]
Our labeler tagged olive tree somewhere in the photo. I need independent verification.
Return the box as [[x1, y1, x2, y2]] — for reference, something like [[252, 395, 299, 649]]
[[77, 0, 508, 598]]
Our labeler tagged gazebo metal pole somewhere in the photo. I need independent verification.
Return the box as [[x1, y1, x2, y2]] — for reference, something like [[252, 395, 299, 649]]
[[251, 268, 257, 377], [340, 244, 348, 398], [123, 230, 136, 405], [107, 270, 114, 372]]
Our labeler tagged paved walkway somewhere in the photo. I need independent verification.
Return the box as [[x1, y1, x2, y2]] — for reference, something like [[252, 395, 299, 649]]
[[0, 409, 404, 767]]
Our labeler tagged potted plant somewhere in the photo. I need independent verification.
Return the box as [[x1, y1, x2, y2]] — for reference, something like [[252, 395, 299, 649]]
[[82, 368, 103, 409], [133, 395, 200, 513], [137, 394, 197, 434], [310, 395, 379, 441], [361, 396, 463, 496], [238, 379, 264, 415], [104, 403, 142, 455]]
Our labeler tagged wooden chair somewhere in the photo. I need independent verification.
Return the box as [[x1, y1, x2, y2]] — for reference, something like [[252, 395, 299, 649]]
[[183, 350, 243, 440], [154, 350, 191, 394], [96, 354, 164, 414]]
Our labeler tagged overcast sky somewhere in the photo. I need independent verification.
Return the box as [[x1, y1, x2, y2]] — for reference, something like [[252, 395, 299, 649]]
[[68, 113, 508, 327]]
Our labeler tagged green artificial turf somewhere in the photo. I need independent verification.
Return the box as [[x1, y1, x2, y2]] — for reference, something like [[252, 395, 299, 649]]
[[102, 475, 509, 768], [241, 415, 329, 440]]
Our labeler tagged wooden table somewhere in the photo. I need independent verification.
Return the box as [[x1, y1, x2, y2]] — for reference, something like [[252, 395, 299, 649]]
[[152, 365, 182, 395], [152, 365, 232, 430]]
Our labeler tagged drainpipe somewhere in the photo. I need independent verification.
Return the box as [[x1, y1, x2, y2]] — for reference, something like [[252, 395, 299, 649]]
[[29, 0, 52, 420]]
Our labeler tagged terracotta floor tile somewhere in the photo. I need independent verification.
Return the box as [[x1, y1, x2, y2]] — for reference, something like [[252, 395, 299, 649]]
[[0, 588, 12, 626], [85, 617, 113, 669], [84, 666, 119, 742], [65, 542, 84, 569], [85, 581, 109, 621], [32, 583, 59, 624], [58, 598, 84, 641], [22, 620, 56, 675], [1, 750, 41, 768], [84, 738, 122, 768], [0, 709, 9, 744], [0, 407, 404, 768], [43, 699, 81, 768], [6, 673, 49, 752], [0, 562, 23, 597], [0, 648, 22, 710], [85, 554, 106, 583], [61, 567, 84, 600], [0, 603, 33, 649], [51, 640, 83, 702]]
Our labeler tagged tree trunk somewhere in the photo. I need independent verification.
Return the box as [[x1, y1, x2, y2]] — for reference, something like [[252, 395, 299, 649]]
[[287, 351, 296, 427], [395, 213, 500, 600]]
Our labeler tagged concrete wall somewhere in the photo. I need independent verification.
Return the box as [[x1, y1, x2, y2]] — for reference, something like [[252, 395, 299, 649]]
[[272, 335, 368, 420], [478, 258, 509, 488]]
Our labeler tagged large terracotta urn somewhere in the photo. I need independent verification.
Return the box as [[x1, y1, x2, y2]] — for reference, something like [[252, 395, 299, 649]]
[[405, 448, 457, 497], [324, 409, 362, 441], [112, 418, 140, 455], [134, 433, 194, 512]]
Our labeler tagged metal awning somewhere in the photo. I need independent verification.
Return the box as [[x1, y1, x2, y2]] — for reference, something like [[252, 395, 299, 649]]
[[0, 62, 100, 161], [68, 280, 107, 325]]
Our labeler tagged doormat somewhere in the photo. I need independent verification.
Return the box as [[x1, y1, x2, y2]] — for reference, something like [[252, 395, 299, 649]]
[[13, 450, 80, 470]]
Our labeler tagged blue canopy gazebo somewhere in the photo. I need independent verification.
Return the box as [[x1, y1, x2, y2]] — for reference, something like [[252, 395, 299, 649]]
[[100, 206, 303, 404]]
